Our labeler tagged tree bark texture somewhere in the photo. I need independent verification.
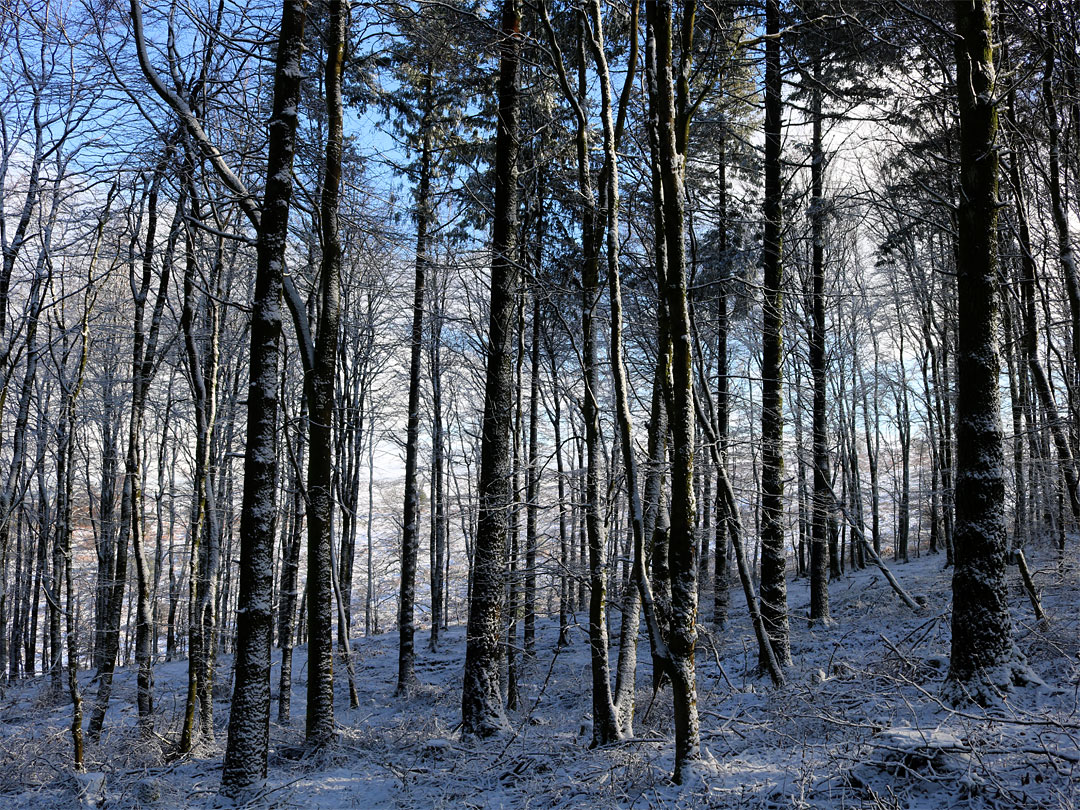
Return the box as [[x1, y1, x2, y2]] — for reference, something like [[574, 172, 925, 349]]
[[461, 0, 520, 737], [222, 0, 308, 790]]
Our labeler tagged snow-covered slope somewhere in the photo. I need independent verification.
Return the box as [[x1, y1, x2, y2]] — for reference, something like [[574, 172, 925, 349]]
[[1, 548, 1076, 809]]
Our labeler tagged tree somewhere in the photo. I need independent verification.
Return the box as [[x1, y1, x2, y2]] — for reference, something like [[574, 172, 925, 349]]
[[215, 0, 308, 789], [758, 0, 792, 670], [305, 0, 348, 743], [945, 0, 1033, 703], [461, 0, 521, 738], [647, 0, 701, 782]]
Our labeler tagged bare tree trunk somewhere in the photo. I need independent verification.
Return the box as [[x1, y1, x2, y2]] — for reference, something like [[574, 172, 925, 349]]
[[220, 0, 308, 788], [547, 342, 571, 647], [713, 126, 731, 628], [524, 294, 541, 659], [695, 390, 786, 688], [506, 290, 524, 713], [366, 391, 376, 637], [179, 170, 224, 751], [91, 158, 174, 740], [1044, 36, 1080, 487], [809, 62, 830, 624], [461, 0, 520, 737], [648, 0, 702, 781], [429, 277, 447, 652], [946, 0, 1029, 701], [1001, 92, 1080, 528], [59, 199, 105, 767], [894, 325, 912, 563], [758, 0, 792, 670], [277, 406, 305, 725], [397, 72, 434, 699], [305, 0, 346, 743]]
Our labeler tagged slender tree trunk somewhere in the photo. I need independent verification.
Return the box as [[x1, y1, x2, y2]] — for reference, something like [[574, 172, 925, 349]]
[[90, 161, 173, 739], [179, 173, 223, 751], [809, 65, 830, 624], [643, 160, 672, 638], [59, 201, 103, 767], [1002, 97, 1080, 528], [398, 73, 435, 698], [713, 127, 731, 628], [305, 0, 346, 743], [1044, 37, 1080, 483], [366, 380, 376, 637], [277, 410, 304, 725], [506, 291, 525, 713], [524, 295, 541, 658], [648, 0, 701, 781], [429, 283, 447, 652], [548, 344, 571, 647]]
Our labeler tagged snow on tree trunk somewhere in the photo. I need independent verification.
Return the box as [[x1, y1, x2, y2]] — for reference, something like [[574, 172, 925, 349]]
[[307, 0, 347, 741], [460, 0, 520, 738], [809, 55, 831, 627], [946, 0, 1030, 703], [648, 0, 701, 782], [759, 0, 793, 670], [221, 0, 308, 791]]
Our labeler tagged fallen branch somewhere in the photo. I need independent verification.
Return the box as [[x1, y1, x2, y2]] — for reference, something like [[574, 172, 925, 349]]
[[824, 479, 923, 612]]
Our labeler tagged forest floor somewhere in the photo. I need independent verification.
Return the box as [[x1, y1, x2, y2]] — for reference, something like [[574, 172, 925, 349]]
[[0, 546, 1078, 809]]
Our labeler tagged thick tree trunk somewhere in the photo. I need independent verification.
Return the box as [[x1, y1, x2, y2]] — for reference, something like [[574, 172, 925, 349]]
[[461, 0, 520, 737], [946, 0, 1028, 702], [758, 0, 792, 670], [221, 0, 308, 790]]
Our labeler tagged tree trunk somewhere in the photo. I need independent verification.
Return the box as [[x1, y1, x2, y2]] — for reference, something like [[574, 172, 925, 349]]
[[277, 409, 305, 725], [524, 294, 541, 659], [429, 278, 447, 652], [91, 159, 173, 740], [306, 0, 346, 743], [648, 0, 701, 781], [809, 64, 830, 624], [506, 290, 525, 713], [758, 0, 792, 670], [548, 341, 571, 647], [1043, 37, 1080, 485], [946, 0, 1027, 702], [179, 167, 223, 751], [221, 0, 308, 790], [397, 72, 434, 699], [460, 0, 520, 737]]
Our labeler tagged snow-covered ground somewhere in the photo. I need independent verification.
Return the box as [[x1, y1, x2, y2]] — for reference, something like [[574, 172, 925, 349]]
[[1, 548, 1077, 809]]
